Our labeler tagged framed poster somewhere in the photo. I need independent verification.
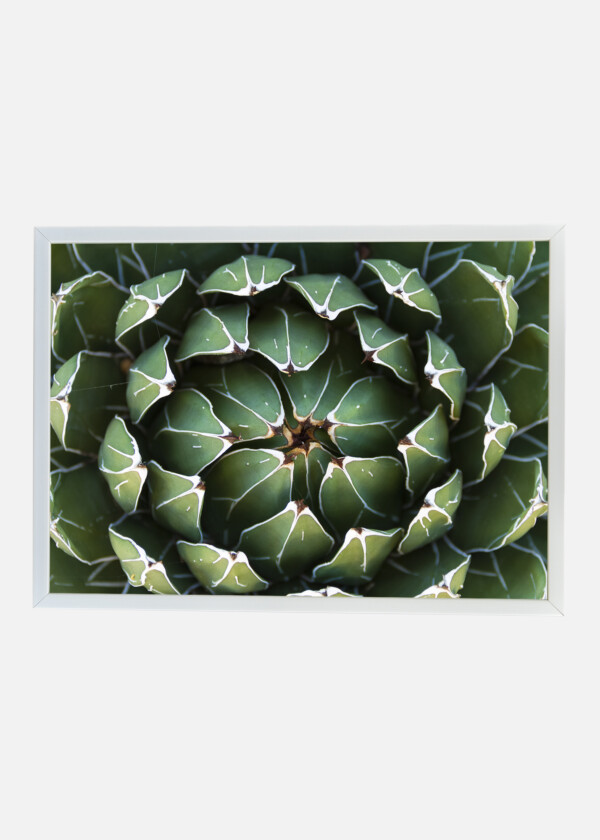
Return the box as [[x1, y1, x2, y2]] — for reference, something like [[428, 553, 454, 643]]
[[34, 226, 564, 613]]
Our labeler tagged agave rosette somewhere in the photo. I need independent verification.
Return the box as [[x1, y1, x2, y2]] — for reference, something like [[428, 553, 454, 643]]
[[49, 239, 549, 599]]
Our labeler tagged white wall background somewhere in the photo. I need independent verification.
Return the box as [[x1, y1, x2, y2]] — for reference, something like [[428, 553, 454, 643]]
[[1, 2, 597, 838]]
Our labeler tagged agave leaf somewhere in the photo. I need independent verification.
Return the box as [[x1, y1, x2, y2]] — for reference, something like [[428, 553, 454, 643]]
[[260, 577, 314, 596], [50, 427, 89, 471], [312, 526, 404, 586], [175, 303, 250, 362], [450, 385, 517, 483], [433, 259, 518, 379], [326, 375, 418, 457], [398, 469, 463, 555], [115, 269, 196, 356], [248, 304, 330, 374], [146, 461, 204, 542], [363, 242, 429, 269], [98, 416, 147, 513], [176, 541, 268, 593], [149, 388, 235, 474], [202, 448, 294, 544], [319, 455, 404, 539], [288, 587, 359, 597], [51, 243, 152, 293], [185, 362, 284, 442], [290, 442, 331, 508], [109, 514, 197, 594], [52, 244, 87, 293], [419, 331, 467, 421], [418, 241, 535, 288], [513, 274, 549, 333], [49, 539, 134, 594], [504, 424, 548, 474], [461, 520, 547, 599], [367, 537, 470, 598], [285, 274, 376, 320], [258, 242, 359, 277], [359, 258, 441, 337], [51, 272, 129, 363], [397, 405, 450, 500], [50, 464, 122, 563], [520, 240, 548, 280], [451, 458, 547, 552], [197, 255, 294, 296], [126, 336, 176, 424], [50, 351, 127, 454], [134, 242, 246, 281], [238, 500, 334, 581], [462, 242, 535, 286], [483, 325, 548, 431], [277, 331, 364, 423], [354, 311, 417, 385]]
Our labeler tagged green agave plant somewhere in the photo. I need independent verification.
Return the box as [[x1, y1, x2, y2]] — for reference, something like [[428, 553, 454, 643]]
[[49, 239, 549, 599]]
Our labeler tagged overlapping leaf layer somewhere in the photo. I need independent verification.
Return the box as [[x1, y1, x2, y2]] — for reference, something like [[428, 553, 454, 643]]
[[50, 240, 549, 598]]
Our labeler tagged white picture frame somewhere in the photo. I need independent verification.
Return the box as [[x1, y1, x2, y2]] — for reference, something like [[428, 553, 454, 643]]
[[34, 225, 565, 615]]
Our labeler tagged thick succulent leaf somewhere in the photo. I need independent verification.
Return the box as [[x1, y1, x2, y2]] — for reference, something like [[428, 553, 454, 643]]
[[361, 242, 428, 271], [505, 424, 548, 475], [451, 385, 517, 483], [50, 464, 121, 564], [197, 255, 294, 296], [319, 456, 404, 539], [175, 303, 250, 362], [258, 242, 358, 277], [367, 537, 470, 598], [177, 541, 268, 594], [397, 405, 450, 499], [185, 362, 284, 442], [285, 274, 376, 320], [49, 540, 133, 594], [433, 260, 518, 379], [277, 331, 364, 423], [451, 458, 547, 552], [483, 325, 548, 431], [288, 587, 359, 598], [126, 336, 176, 424], [360, 258, 441, 337], [312, 526, 404, 586], [514, 280, 549, 334], [134, 242, 246, 281], [50, 351, 127, 454], [398, 470, 463, 555], [51, 243, 152, 293], [115, 269, 196, 356], [52, 244, 87, 293], [146, 461, 204, 542], [290, 442, 332, 508], [202, 448, 294, 544], [354, 311, 417, 385], [514, 242, 549, 324], [463, 242, 535, 286], [109, 514, 196, 594], [326, 375, 418, 457], [51, 272, 129, 363], [462, 521, 547, 599], [419, 331, 467, 421], [418, 241, 535, 287], [149, 388, 235, 474], [238, 500, 334, 582], [98, 416, 147, 513], [248, 304, 330, 374], [50, 427, 88, 471]]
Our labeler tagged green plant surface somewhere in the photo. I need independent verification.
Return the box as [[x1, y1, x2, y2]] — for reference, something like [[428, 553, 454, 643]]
[[49, 240, 549, 599]]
